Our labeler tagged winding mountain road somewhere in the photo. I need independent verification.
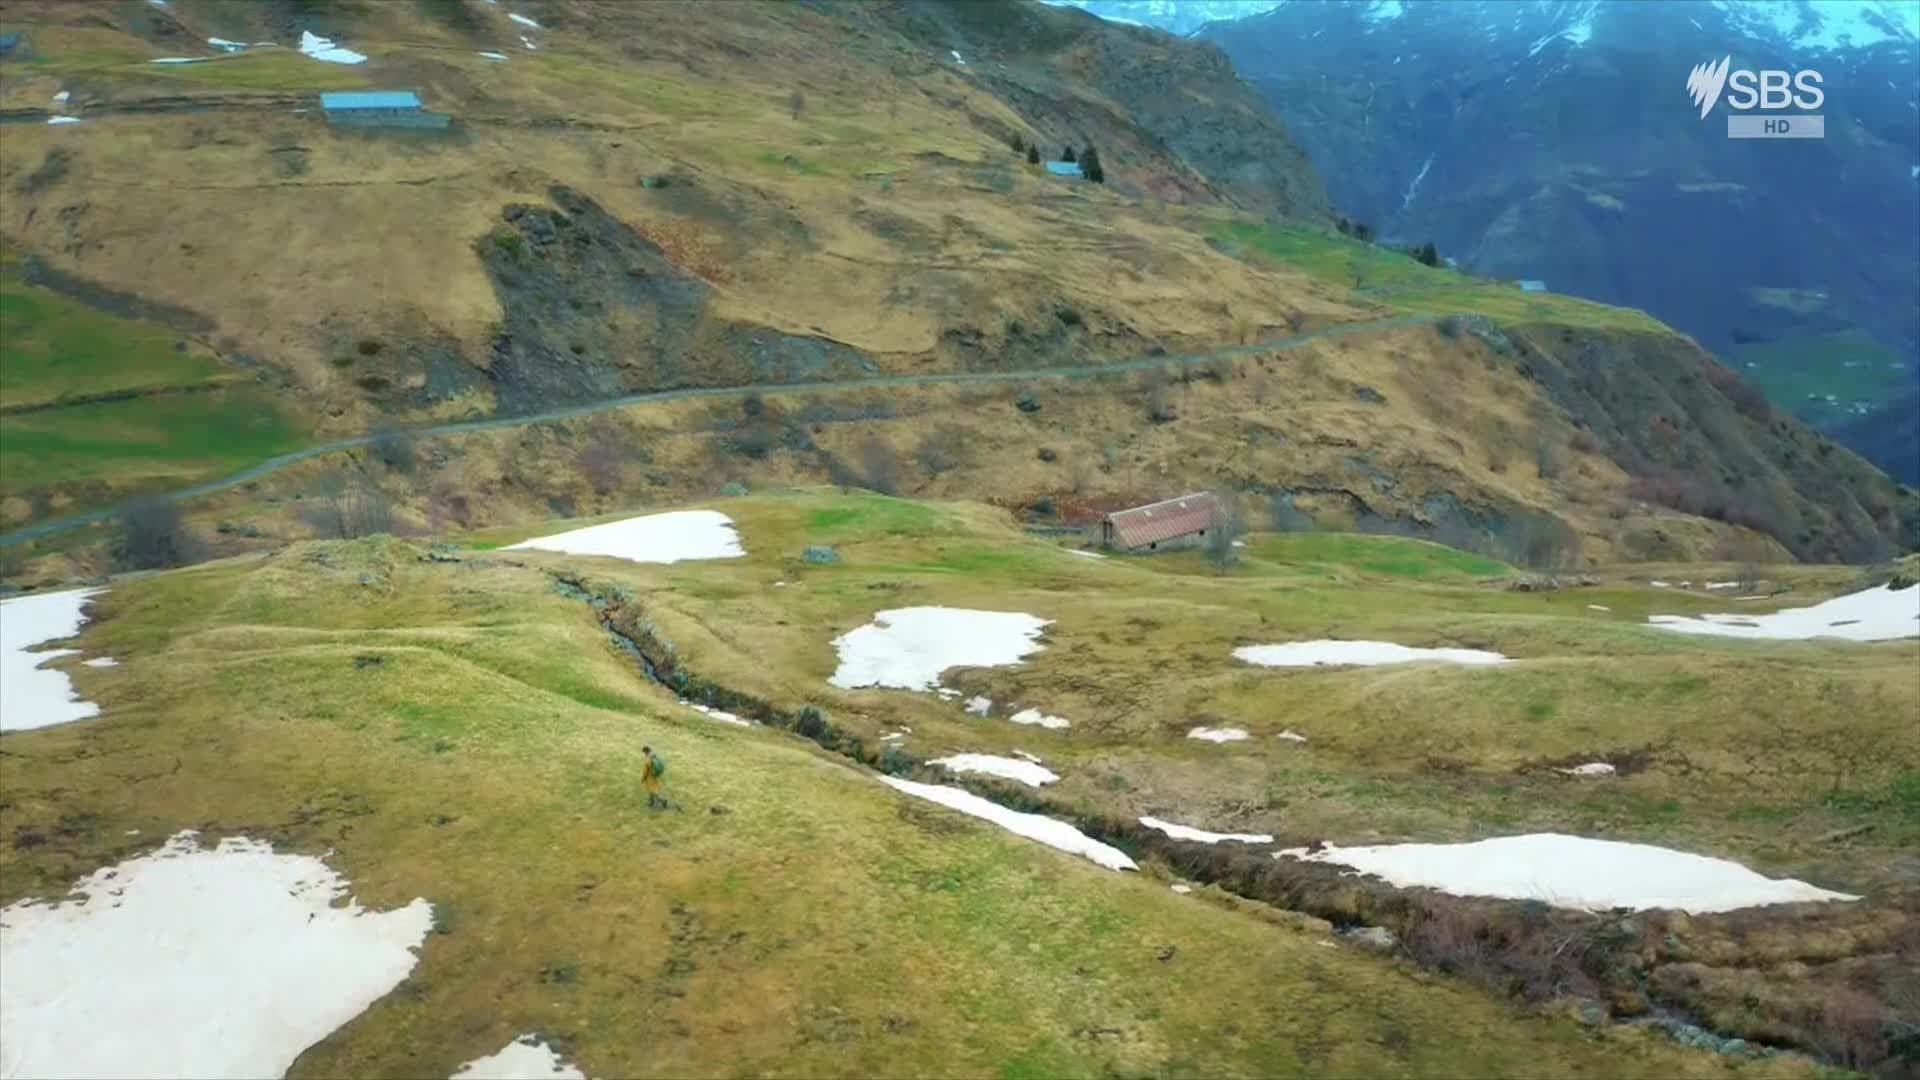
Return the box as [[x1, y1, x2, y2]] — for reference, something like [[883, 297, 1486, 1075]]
[[1, 313, 1438, 547]]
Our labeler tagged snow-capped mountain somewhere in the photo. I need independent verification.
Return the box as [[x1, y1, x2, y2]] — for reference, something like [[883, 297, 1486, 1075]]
[[1193, 0, 1920, 480], [1039, 0, 1285, 36]]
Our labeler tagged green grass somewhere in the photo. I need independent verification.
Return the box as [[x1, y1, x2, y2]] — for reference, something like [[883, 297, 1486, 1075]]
[[1210, 221, 1670, 333], [122, 51, 373, 91], [1729, 329, 1913, 426], [0, 279, 229, 410], [1249, 532, 1513, 580], [0, 389, 303, 502], [0, 534, 1774, 1079]]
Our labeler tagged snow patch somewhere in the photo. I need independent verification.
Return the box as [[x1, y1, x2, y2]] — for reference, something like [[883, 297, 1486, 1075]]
[[51, 90, 69, 105], [508, 12, 542, 29], [965, 695, 993, 715], [81, 656, 118, 668], [1587, 604, 1612, 612], [0, 831, 433, 1078], [1065, 549, 1107, 560], [1, 588, 103, 733], [1233, 641, 1510, 668], [207, 37, 248, 53], [1008, 707, 1070, 730], [521, 35, 538, 51], [929, 753, 1059, 787], [1648, 584, 1919, 642], [45, 116, 83, 126], [1276, 833, 1857, 913], [1558, 762, 1615, 777], [1277, 729, 1308, 743], [1401, 153, 1433, 209], [507, 510, 744, 564], [879, 777, 1135, 871], [1140, 816, 1272, 845], [828, 608, 1048, 691], [1170, 883, 1193, 894], [451, 1035, 585, 1080], [950, 49, 966, 65], [685, 702, 750, 728], [1187, 726, 1249, 743], [1649, 580, 1671, 588], [298, 30, 366, 64], [477, 51, 510, 60], [1705, 581, 1742, 590], [150, 57, 207, 64]]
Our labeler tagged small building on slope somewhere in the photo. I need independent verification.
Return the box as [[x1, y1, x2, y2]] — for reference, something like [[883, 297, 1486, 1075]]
[[319, 90, 449, 129], [1101, 492, 1223, 553]]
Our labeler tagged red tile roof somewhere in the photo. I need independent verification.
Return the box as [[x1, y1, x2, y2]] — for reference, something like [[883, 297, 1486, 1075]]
[[1104, 492, 1221, 549]]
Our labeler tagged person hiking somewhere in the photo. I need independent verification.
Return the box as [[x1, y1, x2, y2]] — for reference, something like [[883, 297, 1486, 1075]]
[[641, 745, 668, 809]]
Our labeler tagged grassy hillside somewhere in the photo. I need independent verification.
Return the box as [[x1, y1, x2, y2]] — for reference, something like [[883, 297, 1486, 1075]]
[[0, 0, 1913, 570], [11, 492, 1908, 1073]]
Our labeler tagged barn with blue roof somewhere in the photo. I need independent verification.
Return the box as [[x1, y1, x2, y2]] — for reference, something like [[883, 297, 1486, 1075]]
[[319, 90, 448, 129]]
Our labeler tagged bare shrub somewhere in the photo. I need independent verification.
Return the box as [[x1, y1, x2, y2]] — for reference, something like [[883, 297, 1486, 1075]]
[[577, 424, 628, 496], [914, 427, 969, 477], [115, 497, 198, 570], [1269, 492, 1313, 532], [1205, 504, 1245, 572], [369, 422, 415, 474], [860, 437, 903, 495], [304, 471, 395, 539], [1535, 438, 1566, 481]]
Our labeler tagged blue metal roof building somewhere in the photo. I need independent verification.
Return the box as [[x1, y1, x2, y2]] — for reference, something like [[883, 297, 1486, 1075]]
[[320, 91, 423, 112], [318, 90, 448, 130], [1045, 160, 1084, 179]]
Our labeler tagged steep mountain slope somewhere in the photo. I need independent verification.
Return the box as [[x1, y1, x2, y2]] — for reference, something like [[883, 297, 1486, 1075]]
[[0, 0, 1914, 576], [1194, 0, 1920, 470]]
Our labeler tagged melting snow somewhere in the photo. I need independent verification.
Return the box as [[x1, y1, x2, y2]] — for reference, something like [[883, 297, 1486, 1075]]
[[1558, 762, 1615, 777], [685, 702, 750, 727], [1008, 707, 1070, 730], [1140, 816, 1272, 845], [965, 695, 993, 715], [1, 588, 103, 733], [879, 777, 1135, 871], [506, 510, 744, 564], [451, 1036, 585, 1080], [1276, 833, 1857, 913], [0, 831, 433, 1078], [929, 753, 1059, 787], [828, 608, 1048, 691], [298, 30, 366, 64], [1401, 153, 1433, 209], [1187, 726, 1249, 743], [508, 12, 541, 29], [1648, 584, 1919, 642], [1234, 641, 1510, 667]]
